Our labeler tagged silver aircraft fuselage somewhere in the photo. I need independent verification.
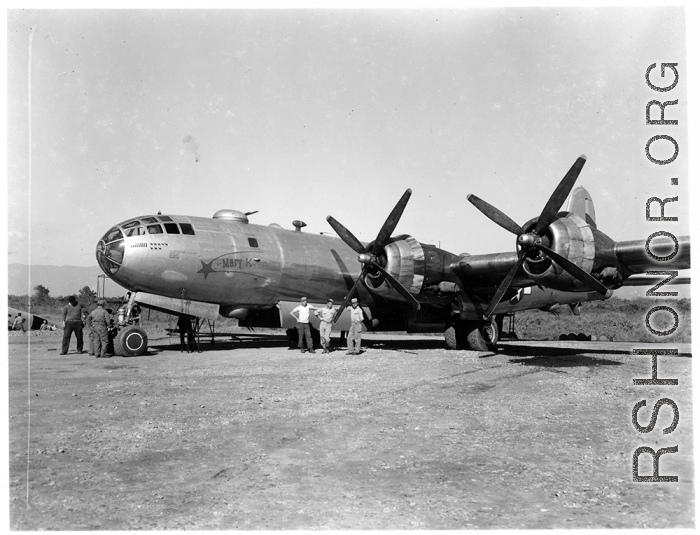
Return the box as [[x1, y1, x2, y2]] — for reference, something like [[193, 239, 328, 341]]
[[96, 213, 376, 311]]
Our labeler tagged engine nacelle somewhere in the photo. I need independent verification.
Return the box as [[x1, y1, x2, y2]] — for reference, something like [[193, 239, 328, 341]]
[[522, 215, 596, 292], [364, 235, 425, 299], [362, 235, 458, 302]]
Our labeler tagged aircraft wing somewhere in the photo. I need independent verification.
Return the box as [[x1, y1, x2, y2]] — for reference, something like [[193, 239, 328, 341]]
[[450, 234, 690, 304], [622, 274, 690, 287], [614, 235, 690, 274]]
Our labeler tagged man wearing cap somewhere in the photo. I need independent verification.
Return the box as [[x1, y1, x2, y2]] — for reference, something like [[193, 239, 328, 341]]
[[12, 313, 27, 333], [89, 299, 112, 358], [315, 298, 336, 354], [290, 297, 317, 353], [61, 295, 85, 354], [347, 297, 364, 355]]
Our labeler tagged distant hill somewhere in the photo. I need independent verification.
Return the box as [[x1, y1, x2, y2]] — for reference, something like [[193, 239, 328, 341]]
[[8, 264, 126, 298]]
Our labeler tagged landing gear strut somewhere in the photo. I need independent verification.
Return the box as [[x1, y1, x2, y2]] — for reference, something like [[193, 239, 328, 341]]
[[113, 293, 148, 357]]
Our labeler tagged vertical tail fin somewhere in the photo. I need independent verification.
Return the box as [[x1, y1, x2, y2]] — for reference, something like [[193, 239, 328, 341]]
[[565, 186, 596, 228]]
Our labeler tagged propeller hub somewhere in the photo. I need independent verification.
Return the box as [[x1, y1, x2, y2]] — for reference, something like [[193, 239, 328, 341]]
[[358, 253, 373, 265], [517, 233, 538, 248]]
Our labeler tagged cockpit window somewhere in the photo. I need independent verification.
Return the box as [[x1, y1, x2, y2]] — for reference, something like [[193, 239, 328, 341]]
[[158, 215, 173, 222], [104, 228, 122, 244], [125, 227, 145, 237], [147, 224, 163, 234], [96, 227, 125, 275], [142, 216, 158, 224], [123, 220, 140, 229], [164, 223, 180, 234], [180, 223, 195, 235]]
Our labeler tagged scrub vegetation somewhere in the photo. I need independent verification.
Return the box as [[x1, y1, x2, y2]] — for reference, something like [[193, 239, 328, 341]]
[[513, 297, 691, 344]]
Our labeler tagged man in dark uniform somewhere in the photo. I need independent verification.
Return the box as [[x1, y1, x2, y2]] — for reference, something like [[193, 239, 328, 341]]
[[61, 296, 85, 354], [107, 319, 119, 354], [177, 315, 195, 352], [89, 299, 111, 358]]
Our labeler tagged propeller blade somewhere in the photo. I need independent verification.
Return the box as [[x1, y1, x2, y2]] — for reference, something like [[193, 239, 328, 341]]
[[536, 245, 612, 298], [467, 194, 523, 235], [371, 189, 412, 255], [326, 216, 367, 255], [370, 261, 421, 310], [332, 272, 365, 323], [535, 155, 587, 235], [484, 249, 527, 319]]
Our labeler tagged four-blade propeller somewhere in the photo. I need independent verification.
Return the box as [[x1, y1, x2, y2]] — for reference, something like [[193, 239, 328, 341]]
[[467, 155, 611, 319], [327, 189, 421, 323]]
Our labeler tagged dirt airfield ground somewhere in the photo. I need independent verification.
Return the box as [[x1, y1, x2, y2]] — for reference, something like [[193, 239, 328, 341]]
[[8, 330, 694, 529]]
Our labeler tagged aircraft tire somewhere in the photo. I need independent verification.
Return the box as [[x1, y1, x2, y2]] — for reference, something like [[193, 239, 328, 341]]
[[444, 318, 469, 350], [114, 326, 148, 357], [465, 319, 499, 352], [444, 326, 459, 350]]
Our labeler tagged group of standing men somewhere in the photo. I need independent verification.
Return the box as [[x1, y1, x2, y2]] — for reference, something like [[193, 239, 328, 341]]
[[290, 296, 364, 355], [61, 296, 112, 358]]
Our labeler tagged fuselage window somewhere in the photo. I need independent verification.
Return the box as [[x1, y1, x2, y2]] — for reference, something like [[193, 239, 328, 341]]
[[180, 223, 195, 235], [248, 238, 259, 248], [147, 224, 163, 234], [158, 215, 173, 222], [164, 223, 180, 234], [142, 216, 158, 224]]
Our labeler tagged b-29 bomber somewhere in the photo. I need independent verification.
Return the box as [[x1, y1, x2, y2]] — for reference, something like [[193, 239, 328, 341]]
[[96, 155, 690, 356]]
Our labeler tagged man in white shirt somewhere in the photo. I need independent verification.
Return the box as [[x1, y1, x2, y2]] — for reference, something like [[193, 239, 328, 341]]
[[291, 297, 317, 353], [347, 297, 364, 355]]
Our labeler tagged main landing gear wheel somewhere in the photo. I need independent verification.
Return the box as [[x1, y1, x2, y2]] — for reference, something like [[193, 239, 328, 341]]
[[465, 318, 499, 352], [114, 326, 148, 357], [445, 318, 499, 351], [444, 325, 458, 350], [444, 321, 466, 350]]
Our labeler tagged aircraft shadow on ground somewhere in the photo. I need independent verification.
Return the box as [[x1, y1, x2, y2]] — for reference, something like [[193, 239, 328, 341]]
[[150, 334, 290, 353], [499, 342, 691, 359], [499, 342, 632, 357], [498, 344, 625, 367], [149, 334, 450, 353], [507, 354, 623, 368], [147, 335, 690, 361]]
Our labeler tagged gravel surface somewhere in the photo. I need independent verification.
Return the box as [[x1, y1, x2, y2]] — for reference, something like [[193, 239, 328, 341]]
[[8, 332, 694, 529]]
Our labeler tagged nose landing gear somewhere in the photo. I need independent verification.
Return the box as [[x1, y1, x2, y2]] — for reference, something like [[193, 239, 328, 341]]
[[114, 325, 148, 357], [112, 293, 148, 357]]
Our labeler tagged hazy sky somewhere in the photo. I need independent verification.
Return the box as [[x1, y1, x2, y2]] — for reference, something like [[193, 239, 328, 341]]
[[7, 8, 690, 281]]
